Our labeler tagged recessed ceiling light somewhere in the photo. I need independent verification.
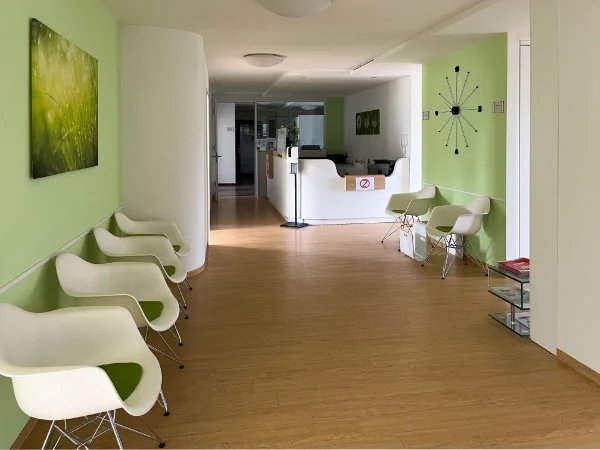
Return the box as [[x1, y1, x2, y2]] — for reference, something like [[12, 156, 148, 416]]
[[300, 105, 318, 111], [256, 0, 333, 18], [243, 53, 287, 67]]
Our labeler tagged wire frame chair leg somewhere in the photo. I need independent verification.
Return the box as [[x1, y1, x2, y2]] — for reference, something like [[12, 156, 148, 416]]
[[158, 389, 170, 416], [148, 330, 184, 369], [381, 216, 402, 243], [464, 236, 488, 275], [176, 283, 188, 309], [107, 410, 124, 450], [170, 286, 189, 320], [441, 235, 458, 279], [169, 323, 183, 347], [183, 278, 193, 291], [41, 420, 56, 450], [420, 236, 445, 266]]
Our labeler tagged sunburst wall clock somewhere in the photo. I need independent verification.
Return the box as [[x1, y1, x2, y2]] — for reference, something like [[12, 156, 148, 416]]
[[435, 65, 482, 155]]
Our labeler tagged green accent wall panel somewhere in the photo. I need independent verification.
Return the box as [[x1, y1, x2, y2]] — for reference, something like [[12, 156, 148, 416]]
[[0, 1, 121, 447], [325, 98, 345, 154], [423, 34, 507, 264]]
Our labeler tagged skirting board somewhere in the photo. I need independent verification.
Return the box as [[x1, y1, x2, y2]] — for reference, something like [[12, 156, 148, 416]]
[[11, 418, 37, 450], [557, 349, 600, 387]]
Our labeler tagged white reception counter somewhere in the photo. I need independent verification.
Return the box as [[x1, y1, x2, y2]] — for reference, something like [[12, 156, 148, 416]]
[[267, 155, 410, 225]]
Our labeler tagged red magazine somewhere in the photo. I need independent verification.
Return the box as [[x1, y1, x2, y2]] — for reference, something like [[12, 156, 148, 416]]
[[498, 257, 530, 274]]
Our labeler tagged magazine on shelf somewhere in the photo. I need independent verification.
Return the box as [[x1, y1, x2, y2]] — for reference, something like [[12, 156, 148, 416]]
[[489, 286, 530, 303], [515, 311, 530, 328], [498, 257, 530, 276]]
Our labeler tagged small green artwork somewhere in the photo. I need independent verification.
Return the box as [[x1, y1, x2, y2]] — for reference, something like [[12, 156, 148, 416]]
[[30, 19, 98, 179], [355, 109, 380, 135]]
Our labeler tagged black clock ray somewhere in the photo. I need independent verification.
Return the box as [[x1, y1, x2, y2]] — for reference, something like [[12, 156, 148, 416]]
[[434, 66, 482, 155]]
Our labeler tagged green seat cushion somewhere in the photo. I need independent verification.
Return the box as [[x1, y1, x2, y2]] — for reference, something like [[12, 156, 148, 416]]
[[99, 363, 143, 401], [164, 265, 176, 277], [139, 301, 164, 322], [392, 209, 406, 214], [173, 244, 181, 252], [436, 225, 454, 233]]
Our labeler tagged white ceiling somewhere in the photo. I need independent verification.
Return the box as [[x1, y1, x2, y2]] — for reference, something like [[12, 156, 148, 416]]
[[102, 0, 529, 98]]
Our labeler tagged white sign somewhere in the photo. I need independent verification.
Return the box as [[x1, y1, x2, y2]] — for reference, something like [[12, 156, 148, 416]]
[[356, 176, 375, 191]]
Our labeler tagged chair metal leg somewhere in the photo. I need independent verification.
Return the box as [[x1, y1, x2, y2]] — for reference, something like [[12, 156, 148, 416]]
[[159, 389, 170, 416], [464, 236, 488, 275], [176, 283, 188, 309], [381, 216, 402, 242], [107, 410, 124, 450], [420, 236, 444, 266], [148, 330, 184, 369], [169, 324, 183, 347], [41, 420, 55, 450], [441, 236, 457, 279], [183, 278, 193, 290]]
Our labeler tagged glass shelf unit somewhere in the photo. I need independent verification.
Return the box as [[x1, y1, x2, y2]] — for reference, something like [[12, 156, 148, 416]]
[[488, 265, 530, 337]]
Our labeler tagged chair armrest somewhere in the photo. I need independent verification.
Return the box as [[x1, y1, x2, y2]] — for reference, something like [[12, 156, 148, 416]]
[[427, 205, 468, 231], [451, 213, 486, 236], [385, 193, 415, 212], [404, 198, 432, 217]]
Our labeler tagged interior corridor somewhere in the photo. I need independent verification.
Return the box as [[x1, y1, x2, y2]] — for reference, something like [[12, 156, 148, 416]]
[[26, 197, 600, 448]]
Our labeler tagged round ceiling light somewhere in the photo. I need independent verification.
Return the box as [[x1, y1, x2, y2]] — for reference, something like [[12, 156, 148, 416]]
[[256, 0, 333, 18], [300, 105, 318, 111], [243, 53, 286, 67]]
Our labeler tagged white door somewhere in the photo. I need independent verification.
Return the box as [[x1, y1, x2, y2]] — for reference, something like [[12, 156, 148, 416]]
[[519, 42, 531, 258], [210, 101, 219, 203], [216, 103, 236, 184]]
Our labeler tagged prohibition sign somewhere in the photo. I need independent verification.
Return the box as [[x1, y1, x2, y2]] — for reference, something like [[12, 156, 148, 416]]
[[359, 178, 371, 189]]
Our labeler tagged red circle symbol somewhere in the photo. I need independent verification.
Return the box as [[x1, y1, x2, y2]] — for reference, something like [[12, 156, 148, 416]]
[[360, 178, 371, 189]]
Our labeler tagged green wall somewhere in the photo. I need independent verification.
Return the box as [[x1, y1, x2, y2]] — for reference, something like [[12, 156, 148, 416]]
[[423, 34, 507, 264], [325, 97, 345, 154], [0, 0, 121, 446]]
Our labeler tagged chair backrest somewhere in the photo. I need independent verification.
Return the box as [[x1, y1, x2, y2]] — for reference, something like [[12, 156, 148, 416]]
[[466, 196, 491, 215], [114, 211, 138, 234], [417, 184, 437, 199], [56, 253, 104, 297], [0, 303, 38, 375]]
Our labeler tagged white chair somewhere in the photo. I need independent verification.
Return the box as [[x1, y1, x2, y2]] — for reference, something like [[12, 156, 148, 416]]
[[115, 212, 191, 256], [382, 185, 436, 243], [421, 196, 491, 279], [56, 253, 185, 371], [115, 212, 194, 292], [0, 303, 166, 449], [93, 228, 189, 317]]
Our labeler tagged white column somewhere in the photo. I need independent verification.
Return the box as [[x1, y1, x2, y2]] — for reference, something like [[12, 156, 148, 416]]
[[121, 26, 208, 272], [530, 0, 559, 354]]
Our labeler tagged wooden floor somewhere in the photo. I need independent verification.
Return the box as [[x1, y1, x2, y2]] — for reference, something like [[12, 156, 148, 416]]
[[25, 197, 600, 448]]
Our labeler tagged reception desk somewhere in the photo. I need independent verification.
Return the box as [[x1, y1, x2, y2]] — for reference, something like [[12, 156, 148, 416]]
[[267, 155, 410, 225]]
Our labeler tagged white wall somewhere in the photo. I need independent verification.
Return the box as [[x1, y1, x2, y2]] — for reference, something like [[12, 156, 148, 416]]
[[555, 0, 600, 369], [216, 102, 236, 184], [121, 25, 209, 272], [344, 69, 422, 191], [530, 0, 600, 369]]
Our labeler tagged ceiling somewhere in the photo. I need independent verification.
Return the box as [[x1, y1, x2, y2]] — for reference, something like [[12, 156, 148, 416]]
[[102, 0, 529, 98]]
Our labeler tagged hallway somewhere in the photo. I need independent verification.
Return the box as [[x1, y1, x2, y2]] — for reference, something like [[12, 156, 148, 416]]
[[27, 197, 600, 448]]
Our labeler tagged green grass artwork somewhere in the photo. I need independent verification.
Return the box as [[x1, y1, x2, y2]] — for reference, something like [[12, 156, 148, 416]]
[[30, 19, 98, 179]]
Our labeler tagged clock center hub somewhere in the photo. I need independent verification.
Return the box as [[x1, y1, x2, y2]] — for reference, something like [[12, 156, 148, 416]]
[[451, 106, 461, 116]]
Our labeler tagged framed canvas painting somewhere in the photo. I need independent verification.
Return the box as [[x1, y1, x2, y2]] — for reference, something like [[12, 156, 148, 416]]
[[30, 19, 98, 179], [355, 109, 380, 135]]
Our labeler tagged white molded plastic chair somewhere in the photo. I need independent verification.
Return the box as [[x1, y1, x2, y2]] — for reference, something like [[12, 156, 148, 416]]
[[115, 212, 191, 257], [382, 185, 436, 243], [0, 303, 166, 449], [421, 196, 491, 279], [93, 228, 189, 316], [56, 253, 185, 370]]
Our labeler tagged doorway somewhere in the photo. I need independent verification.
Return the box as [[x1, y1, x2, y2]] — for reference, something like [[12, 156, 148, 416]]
[[215, 102, 256, 198], [518, 41, 530, 258]]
